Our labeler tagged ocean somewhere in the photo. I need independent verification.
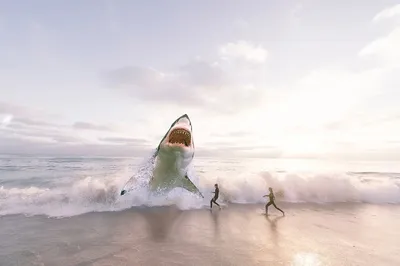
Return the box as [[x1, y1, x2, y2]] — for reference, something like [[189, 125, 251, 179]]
[[1, 155, 400, 265]]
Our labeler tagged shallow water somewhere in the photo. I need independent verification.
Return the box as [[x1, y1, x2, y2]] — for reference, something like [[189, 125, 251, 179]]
[[1, 203, 399, 266], [1, 156, 400, 265]]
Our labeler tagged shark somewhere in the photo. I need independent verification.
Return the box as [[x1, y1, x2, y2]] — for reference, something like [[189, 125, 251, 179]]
[[120, 114, 204, 198]]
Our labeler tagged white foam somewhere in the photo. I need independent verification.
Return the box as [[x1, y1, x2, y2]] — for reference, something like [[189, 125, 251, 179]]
[[0, 156, 399, 218]]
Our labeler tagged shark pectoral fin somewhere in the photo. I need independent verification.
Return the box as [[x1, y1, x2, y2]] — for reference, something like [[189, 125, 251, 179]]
[[182, 175, 204, 198]]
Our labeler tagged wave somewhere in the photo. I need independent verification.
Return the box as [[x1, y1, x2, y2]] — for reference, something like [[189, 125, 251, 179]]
[[0, 158, 399, 218]]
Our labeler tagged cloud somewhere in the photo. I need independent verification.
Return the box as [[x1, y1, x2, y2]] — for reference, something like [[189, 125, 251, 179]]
[[266, 67, 383, 131], [219, 40, 268, 65], [0, 101, 61, 122], [0, 101, 32, 117], [1, 122, 84, 144], [372, 4, 400, 23], [0, 110, 149, 155], [0, 103, 123, 150], [107, 59, 229, 96], [0, 103, 84, 143], [104, 50, 267, 114], [0, 135, 149, 157], [12, 117, 60, 128], [360, 4, 400, 66], [105, 66, 166, 92], [104, 66, 201, 104], [1, 102, 115, 133], [72, 122, 114, 132], [359, 26, 400, 66], [213, 131, 253, 138], [178, 60, 228, 89], [275, 8, 400, 138], [1, 114, 13, 128], [99, 137, 149, 145], [2, 132, 283, 158], [196, 144, 282, 158]]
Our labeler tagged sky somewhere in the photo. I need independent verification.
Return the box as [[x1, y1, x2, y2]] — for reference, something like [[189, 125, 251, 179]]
[[1, 0, 400, 160]]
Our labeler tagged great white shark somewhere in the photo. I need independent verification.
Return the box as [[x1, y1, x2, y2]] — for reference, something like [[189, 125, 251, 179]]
[[120, 114, 204, 198]]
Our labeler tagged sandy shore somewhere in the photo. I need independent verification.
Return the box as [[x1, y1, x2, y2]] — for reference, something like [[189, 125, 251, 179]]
[[1, 203, 399, 266]]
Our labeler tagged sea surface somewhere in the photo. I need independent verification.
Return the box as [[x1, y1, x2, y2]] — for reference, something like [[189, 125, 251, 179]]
[[0, 155, 400, 265]]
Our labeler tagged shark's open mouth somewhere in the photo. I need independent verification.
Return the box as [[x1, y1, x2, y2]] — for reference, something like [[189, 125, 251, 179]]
[[168, 128, 191, 147]]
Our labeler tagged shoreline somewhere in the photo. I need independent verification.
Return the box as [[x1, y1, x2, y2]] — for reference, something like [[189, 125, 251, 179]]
[[1, 202, 400, 265]]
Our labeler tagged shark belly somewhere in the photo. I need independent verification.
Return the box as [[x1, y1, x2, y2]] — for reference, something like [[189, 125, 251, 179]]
[[149, 151, 189, 192]]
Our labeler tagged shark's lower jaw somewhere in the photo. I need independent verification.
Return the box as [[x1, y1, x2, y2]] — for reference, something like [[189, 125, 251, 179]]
[[167, 128, 191, 147]]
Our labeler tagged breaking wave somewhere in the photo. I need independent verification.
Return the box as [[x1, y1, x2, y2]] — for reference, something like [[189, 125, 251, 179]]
[[0, 155, 400, 218]]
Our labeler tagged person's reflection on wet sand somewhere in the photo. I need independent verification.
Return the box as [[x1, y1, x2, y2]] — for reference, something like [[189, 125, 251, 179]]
[[210, 209, 221, 238], [265, 215, 284, 247]]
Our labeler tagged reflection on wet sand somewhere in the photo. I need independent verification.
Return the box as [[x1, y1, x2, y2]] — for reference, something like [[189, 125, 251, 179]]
[[265, 216, 284, 242], [264, 215, 285, 262], [1, 203, 397, 265], [209, 209, 220, 238], [265, 215, 284, 233], [139, 206, 184, 241]]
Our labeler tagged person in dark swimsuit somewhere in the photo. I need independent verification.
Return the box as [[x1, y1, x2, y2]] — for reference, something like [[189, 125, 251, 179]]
[[210, 183, 221, 209], [263, 187, 284, 216]]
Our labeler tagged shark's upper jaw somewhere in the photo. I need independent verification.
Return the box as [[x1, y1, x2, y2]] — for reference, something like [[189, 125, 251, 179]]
[[167, 127, 191, 147]]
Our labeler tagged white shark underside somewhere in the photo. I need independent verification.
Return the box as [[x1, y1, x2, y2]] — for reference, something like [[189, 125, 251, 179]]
[[120, 114, 203, 198]]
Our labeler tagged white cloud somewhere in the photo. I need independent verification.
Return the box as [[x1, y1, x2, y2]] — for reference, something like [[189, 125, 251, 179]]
[[0, 135, 150, 156], [104, 45, 268, 114], [3, 2, 400, 160], [0, 101, 61, 121], [359, 26, 400, 66], [0, 114, 13, 128], [362, 4, 400, 66], [219, 40, 268, 64], [225, 43, 400, 159], [372, 4, 400, 23], [73, 122, 114, 132], [99, 137, 149, 145], [104, 63, 221, 107]]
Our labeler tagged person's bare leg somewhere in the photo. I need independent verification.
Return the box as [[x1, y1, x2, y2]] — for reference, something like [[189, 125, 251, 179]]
[[272, 202, 285, 216], [265, 202, 272, 215]]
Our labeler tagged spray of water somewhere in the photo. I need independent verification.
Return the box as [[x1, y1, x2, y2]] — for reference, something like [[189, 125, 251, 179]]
[[0, 153, 399, 218]]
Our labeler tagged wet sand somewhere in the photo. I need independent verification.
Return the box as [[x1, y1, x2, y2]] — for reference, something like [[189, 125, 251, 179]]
[[1, 203, 399, 266]]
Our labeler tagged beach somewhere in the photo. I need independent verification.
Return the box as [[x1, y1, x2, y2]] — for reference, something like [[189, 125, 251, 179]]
[[2, 1, 400, 264], [1, 203, 400, 266], [1, 156, 400, 265]]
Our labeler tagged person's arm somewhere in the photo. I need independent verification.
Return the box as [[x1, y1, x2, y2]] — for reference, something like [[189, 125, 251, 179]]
[[263, 193, 270, 197]]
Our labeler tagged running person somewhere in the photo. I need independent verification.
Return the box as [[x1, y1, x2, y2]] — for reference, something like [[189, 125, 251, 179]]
[[210, 183, 221, 209], [263, 187, 284, 216]]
